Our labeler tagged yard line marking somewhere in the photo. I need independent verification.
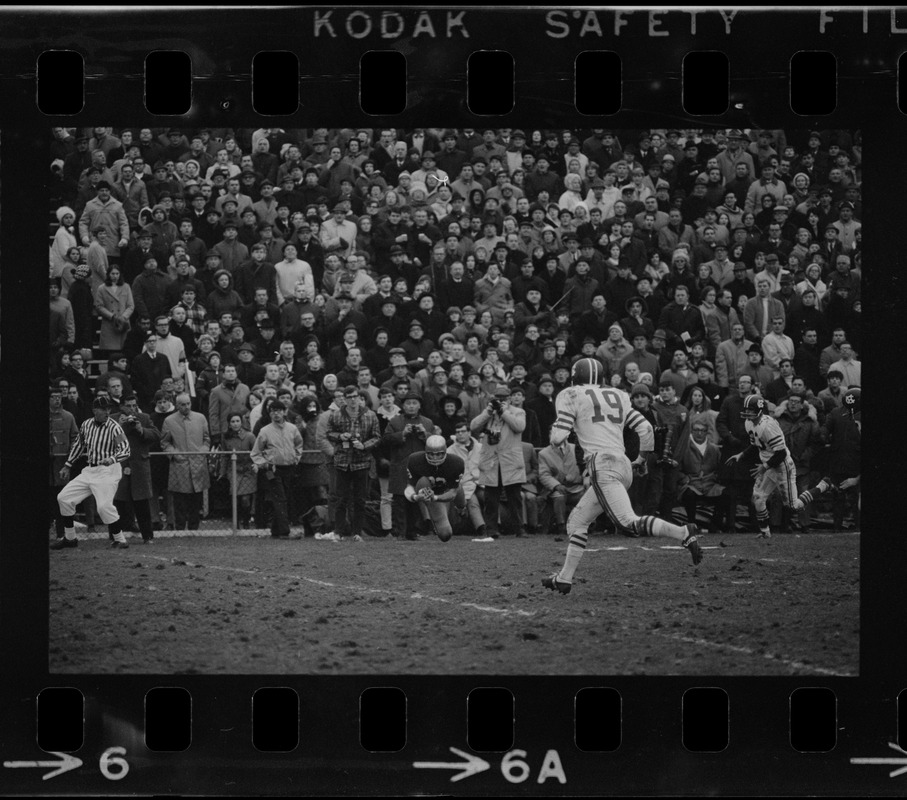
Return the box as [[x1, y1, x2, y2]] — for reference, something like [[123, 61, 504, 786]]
[[652, 631, 855, 677], [136, 552, 853, 673], [144, 556, 537, 619]]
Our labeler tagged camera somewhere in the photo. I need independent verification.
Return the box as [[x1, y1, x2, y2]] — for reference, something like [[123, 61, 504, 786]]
[[485, 431, 501, 445], [490, 399, 502, 413]]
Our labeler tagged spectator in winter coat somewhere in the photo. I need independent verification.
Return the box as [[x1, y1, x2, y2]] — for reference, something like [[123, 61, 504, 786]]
[[78, 183, 129, 259], [205, 269, 244, 322]]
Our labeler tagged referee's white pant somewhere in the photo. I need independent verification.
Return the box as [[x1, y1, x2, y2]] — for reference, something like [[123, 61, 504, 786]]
[[567, 452, 637, 534], [57, 464, 122, 525]]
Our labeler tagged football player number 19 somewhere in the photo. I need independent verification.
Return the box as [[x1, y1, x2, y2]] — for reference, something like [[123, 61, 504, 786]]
[[584, 388, 624, 424]]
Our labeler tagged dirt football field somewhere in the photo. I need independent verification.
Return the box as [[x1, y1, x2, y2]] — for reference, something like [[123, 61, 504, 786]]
[[48, 531, 859, 676]]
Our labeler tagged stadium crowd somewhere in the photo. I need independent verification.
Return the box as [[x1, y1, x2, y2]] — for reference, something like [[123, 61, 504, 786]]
[[49, 126, 862, 540]]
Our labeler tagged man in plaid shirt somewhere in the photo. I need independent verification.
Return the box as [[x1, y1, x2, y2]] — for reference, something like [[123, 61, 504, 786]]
[[326, 385, 381, 541]]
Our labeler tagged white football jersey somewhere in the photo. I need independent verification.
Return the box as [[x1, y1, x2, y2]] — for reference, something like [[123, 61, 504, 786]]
[[745, 415, 788, 465], [552, 385, 653, 455]]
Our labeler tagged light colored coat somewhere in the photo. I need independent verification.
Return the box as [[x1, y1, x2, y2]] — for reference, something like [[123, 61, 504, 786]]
[[538, 442, 584, 500], [161, 410, 211, 493], [94, 282, 135, 351], [470, 405, 527, 486], [447, 437, 482, 500]]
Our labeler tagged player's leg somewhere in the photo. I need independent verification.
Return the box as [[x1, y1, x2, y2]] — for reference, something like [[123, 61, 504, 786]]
[[94, 468, 129, 547], [594, 461, 703, 564], [795, 473, 835, 510], [751, 468, 781, 538], [543, 484, 602, 592], [427, 500, 453, 542], [53, 473, 94, 548]]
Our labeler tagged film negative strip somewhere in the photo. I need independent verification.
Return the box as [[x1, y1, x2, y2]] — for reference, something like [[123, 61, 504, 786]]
[[1, 3, 904, 795]]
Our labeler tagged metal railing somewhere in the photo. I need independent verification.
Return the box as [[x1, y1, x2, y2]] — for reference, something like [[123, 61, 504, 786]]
[[146, 449, 326, 534]]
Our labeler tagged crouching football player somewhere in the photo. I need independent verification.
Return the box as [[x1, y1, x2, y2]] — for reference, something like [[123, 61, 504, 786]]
[[404, 435, 465, 542], [725, 393, 834, 538]]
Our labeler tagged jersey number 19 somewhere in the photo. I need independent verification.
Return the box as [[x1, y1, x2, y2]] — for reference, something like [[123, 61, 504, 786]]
[[584, 387, 624, 424]]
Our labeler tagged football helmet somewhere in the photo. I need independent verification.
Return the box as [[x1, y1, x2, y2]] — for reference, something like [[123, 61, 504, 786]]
[[571, 357, 603, 386], [741, 393, 767, 420], [842, 387, 861, 415], [425, 435, 448, 465]]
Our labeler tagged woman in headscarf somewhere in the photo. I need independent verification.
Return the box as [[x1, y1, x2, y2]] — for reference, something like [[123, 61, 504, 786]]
[[50, 206, 79, 278]]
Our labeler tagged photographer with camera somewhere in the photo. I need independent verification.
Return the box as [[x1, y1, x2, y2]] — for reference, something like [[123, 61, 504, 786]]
[[382, 392, 435, 540], [326, 386, 381, 542], [111, 394, 161, 543], [470, 384, 527, 540]]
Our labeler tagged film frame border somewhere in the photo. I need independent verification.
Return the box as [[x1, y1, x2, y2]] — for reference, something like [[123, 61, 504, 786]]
[[1, 4, 904, 795]]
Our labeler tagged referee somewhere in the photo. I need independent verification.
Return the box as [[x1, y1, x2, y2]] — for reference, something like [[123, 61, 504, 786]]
[[52, 395, 132, 549]]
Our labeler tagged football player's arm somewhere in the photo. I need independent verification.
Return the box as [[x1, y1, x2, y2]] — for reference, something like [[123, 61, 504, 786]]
[[625, 408, 654, 453], [727, 443, 760, 464], [434, 474, 462, 503], [403, 457, 422, 502], [549, 395, 574, 447], [764, 426, 789, 467]]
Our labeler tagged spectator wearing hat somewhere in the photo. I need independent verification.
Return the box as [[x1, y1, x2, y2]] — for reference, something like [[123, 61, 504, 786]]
[[745, 162, 787, 215], [319, 203, 357, 262], [675, 418, 734, 533], [656, 284, 704, 350], [210, 221, 249, 275], [382, 392, 435, 538], [61, 259, 94, 348], [232, 242, 278, 305], [741, 344, 774, 394], [78, 181, 130, 262], [159, 393, 211, 531], [399, 318, 435, 367], [524, 154, 561, 203], [716, 129, 757, 184], [595, 323, 633, 380], [470, 384, 528, 539]]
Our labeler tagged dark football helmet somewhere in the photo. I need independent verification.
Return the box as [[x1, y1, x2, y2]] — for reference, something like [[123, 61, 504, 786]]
[[741, 393, 767, 421], [571, 357, 603, 386], [842, 386, 861, 416], [425, 435, 448, 466]]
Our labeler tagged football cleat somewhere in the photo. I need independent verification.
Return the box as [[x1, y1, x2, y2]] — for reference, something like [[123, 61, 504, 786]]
[[755, 529, 772, 539], [111, 540, 130, 549], [542, 573, 572, 594], [681, 525, 704, 565], [50, 537, 78, 550]]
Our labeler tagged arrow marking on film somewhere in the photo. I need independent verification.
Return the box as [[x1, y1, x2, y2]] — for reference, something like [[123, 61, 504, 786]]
[[413, 746, 490, 782], [850, 742, 907, 778], [3, 752, 83, 780]]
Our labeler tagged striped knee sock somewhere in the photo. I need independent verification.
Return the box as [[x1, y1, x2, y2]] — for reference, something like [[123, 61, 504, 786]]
[[756, 508, 770, 533], [559, 529, 589, 583]]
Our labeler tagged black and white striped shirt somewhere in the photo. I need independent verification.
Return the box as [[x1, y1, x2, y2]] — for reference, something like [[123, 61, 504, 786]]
[[65, 417, 130, 468]]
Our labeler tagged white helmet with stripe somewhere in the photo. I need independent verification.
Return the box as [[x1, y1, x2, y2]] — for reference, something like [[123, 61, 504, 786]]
[[571, 357, 604, 386]]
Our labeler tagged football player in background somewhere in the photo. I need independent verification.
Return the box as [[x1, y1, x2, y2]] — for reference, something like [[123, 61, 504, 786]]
[[542, 358, 703, 596], [725, 392, 835, 538], [404, 435, 466, 542]]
